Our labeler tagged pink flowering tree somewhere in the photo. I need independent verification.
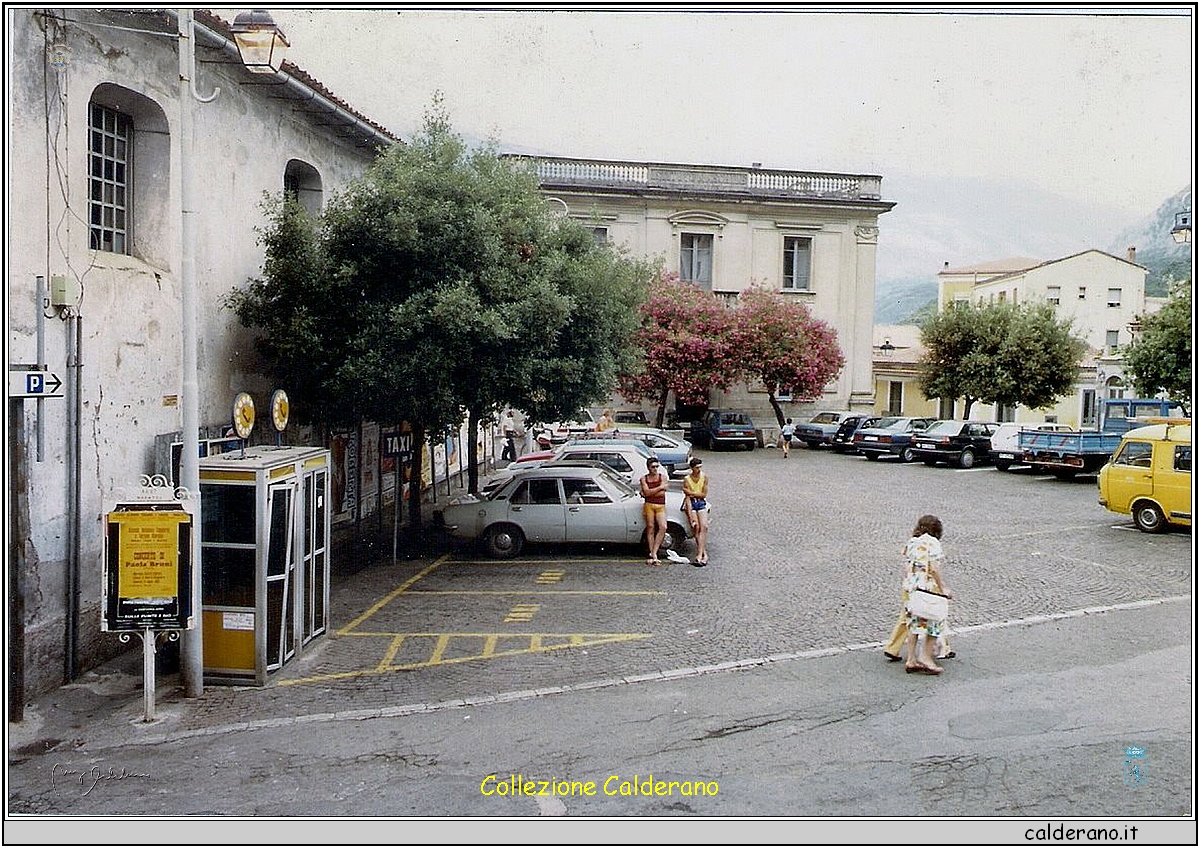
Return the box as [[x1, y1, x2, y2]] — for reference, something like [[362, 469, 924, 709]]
[[617, 273, 740, 428], [733, 286, 845, 426]]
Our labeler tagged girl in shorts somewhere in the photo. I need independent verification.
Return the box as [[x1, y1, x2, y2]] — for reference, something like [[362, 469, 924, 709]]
[[682, 457, 710, 566]]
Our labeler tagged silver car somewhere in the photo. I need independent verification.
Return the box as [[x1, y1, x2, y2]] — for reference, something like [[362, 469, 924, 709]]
[[435, 464, 692, 559]]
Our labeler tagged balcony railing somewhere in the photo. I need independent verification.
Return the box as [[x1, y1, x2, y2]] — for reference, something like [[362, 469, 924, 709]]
[[510, 155, 883, 201]]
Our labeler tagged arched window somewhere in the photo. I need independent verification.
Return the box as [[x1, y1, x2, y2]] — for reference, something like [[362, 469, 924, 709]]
[[88, 84, 170, 264], [283, 159, 323, 215]]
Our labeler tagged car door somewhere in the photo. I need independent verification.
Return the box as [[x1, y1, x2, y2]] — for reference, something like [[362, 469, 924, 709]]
[[562, 476, 630, 543], [506, 477, 566, 543], [1102, 439, 1155, 514]]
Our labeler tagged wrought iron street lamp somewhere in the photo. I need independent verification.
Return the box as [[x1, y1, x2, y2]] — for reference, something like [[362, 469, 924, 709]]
[[1170, 211, 1191, 244], [231, 9, 289, 74], [177, 8, 287, 695]]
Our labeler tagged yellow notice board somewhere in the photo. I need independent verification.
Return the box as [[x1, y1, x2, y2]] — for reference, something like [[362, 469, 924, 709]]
[[111, 511, 189, 598]]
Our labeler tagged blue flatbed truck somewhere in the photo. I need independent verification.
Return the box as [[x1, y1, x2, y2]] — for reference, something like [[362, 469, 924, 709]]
[[1018, 398, 1189, 480]]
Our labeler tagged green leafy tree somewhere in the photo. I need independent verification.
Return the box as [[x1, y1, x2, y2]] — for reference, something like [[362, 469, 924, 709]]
[[733, 286, 845, 425], [228, 100, 651, 509], [1123, 280, 1192, 402], [918, 301, 1087, 418]]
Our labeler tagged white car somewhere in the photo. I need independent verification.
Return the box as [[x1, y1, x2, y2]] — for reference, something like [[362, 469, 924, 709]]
[[435, 464, 691, 558], [989, 422, 1075, 471], [534, 410, 597, 445]]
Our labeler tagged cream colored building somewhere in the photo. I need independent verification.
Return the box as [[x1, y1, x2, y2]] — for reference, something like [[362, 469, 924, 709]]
[[875, 249, 1157, 427], [511, 155, 896, 429]]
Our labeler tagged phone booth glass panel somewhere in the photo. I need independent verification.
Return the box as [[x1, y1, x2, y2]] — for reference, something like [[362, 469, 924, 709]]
[[199, 446, 330, 685]]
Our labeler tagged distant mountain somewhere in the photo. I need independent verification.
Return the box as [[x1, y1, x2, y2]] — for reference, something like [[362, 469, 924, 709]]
[[875, 181, 1192, 321], [875, 276, 937, 325], [1108, 187, 1192, 297]]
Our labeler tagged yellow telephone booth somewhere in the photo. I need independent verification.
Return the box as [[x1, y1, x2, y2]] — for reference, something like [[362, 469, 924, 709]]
[[198, 446, 330, 684]]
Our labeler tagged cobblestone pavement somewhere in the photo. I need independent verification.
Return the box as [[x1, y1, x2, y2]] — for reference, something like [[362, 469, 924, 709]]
[[7, 443, 1193, 827], [14, 445, 1192, 734]]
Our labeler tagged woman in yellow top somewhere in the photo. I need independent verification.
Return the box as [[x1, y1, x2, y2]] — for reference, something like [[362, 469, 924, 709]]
[[682, 457, 709, 566]]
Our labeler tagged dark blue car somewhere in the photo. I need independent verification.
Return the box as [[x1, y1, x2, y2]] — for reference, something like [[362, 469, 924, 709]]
[[852, 416, 934, 462]]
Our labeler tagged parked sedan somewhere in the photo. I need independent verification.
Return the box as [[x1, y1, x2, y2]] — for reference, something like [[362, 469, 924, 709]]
[[794, 411, 851, 448], [912, 420, 1000, 468], [830, 414, 881, 453], [605, 427, 692, 475], [434, 464, 691, 558], [853, 416, 935, 462]]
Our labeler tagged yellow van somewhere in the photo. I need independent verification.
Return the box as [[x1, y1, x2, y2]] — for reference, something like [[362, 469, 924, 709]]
[[1097, 421, 1192, 533]]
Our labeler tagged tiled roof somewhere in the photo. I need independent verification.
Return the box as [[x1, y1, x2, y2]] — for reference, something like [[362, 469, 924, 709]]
[[195, 9, 400, 144]]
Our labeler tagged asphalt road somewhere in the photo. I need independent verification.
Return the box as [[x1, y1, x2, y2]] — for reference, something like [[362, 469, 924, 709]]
[[7, 443, 1194, 841]]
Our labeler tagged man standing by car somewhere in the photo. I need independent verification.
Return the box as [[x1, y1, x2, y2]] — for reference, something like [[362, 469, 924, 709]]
[[639, 457, 669, 566], [501, 409, 517, 463]]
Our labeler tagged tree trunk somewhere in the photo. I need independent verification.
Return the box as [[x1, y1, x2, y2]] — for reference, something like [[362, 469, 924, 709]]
[[962, 397, 975, 419], [768, 393, 784, 427], [408, 422, 425, 528], [654, 386, 669, 429], [467, 409, 480, 494]]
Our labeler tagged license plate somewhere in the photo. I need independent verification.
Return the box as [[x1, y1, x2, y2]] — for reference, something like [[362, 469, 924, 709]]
[[917, 442, 933, 449], [864, 436, 878, 441], [998, 452, 1015, 460]]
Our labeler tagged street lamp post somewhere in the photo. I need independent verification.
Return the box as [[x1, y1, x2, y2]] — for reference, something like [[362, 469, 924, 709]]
[[177, 9, 286, 696]]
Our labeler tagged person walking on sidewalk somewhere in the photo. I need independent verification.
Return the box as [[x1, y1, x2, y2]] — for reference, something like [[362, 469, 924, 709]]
[[900, 514, 951, 675], [639, 457, 669, 566], [780, 418, 794, 458]]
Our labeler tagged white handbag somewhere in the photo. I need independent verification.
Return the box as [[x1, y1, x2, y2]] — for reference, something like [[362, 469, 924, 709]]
[[906, 587, 949, 622]]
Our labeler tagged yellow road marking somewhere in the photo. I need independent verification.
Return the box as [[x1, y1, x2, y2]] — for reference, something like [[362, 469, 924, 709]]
[[406, 589, 666, 596], [536, 570, 565, 584], [337, 556, 447, 636], [504, 603, 541, 623], [378, 635, 406, 670], [279, 632, 651, 686]]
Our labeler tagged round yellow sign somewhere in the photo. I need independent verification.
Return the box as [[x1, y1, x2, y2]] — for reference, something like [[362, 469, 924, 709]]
[[232, 392, 255, 440], [271, 389, 289, 432]]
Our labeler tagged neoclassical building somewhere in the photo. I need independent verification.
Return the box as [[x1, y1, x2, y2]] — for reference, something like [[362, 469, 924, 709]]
[[509, 155, 896, 428], [7, 9, 395, 697]]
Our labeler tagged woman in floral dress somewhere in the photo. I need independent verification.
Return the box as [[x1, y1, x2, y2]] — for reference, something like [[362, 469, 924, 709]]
[[902, 514, 950, 675]]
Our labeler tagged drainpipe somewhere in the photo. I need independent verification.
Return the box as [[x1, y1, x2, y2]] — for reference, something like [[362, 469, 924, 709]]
[[64, 311, 82, 682]]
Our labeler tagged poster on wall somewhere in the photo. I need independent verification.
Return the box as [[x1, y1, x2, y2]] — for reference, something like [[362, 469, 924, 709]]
[[359, 421, 380, 518], [330, 430, 357, 524]]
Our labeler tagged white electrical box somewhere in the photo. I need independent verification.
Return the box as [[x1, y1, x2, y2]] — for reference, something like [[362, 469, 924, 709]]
[[50, 274, 80, 307]]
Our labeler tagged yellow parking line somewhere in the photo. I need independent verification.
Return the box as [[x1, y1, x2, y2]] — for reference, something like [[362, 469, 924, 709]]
[[409, 589, 666, 596], [428, 633, 452, 664], [337, 555, 447, 636], [377, 634, 406, 670]]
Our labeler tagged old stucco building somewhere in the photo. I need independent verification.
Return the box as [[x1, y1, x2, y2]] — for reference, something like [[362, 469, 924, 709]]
[[509, 155, 896, 429], [7, 9, 395, 697]]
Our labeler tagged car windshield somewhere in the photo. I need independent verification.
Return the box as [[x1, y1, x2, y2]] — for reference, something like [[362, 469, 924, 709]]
[[811, 413, 840, 424], [598, 468, 638, 497], [720, 413, 752, 425], [923, 420, 963, 436], [874, 417, 905, 429]]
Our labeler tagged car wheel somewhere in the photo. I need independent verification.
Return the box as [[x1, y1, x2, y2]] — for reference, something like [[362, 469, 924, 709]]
[[863, 452, 879, 461], [484, 523, 524, 558], [957, 448, 976, 469], [662, 524, 688, 554], [995, 458, 1013, 472], [804, 441, 819, 449], [1132, 501, 1167, 533], [922, 458, 938, 467], [1052, 469, 1077, 481], [899, 447, 915, 463]]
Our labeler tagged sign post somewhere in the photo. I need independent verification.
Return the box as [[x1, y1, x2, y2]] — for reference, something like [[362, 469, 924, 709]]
[[102, 477, 195, 721], [381, 429, 413, 562]]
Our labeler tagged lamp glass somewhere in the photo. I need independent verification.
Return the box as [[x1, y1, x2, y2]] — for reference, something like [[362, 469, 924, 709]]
[[234, 30, 288, 73]]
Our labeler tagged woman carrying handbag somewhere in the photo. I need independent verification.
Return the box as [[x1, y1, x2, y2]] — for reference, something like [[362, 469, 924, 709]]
[[901, 514, 951, 675]]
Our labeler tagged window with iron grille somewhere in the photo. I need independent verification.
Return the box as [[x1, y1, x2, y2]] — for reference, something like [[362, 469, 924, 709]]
[[89, 103, 131, 254], [782, 236, 812, 290], [680, 233, 713, 287]]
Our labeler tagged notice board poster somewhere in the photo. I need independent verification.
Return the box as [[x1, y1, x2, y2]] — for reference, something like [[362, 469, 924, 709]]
[[103, 507, 193, 631]]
